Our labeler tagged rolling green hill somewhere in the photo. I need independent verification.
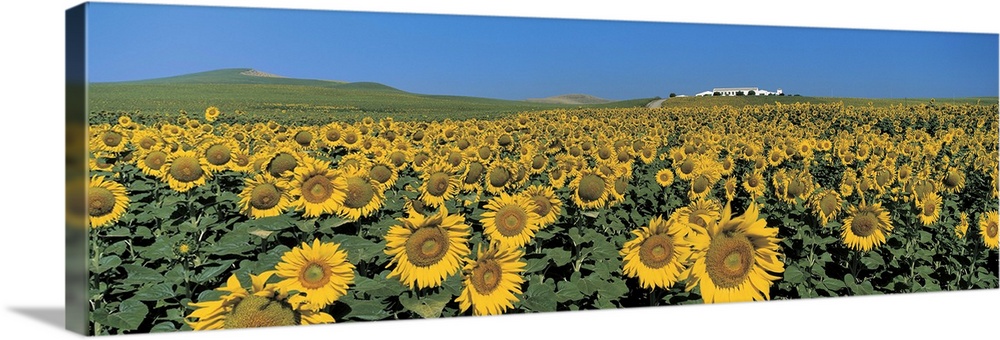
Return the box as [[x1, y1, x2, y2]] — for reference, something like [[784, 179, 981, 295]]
[[88, 68, 654, 124]]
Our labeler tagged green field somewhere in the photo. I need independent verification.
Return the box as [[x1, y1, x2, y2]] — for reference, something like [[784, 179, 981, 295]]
[[88, 68, 997, 125], [88, 68, 655, 124]]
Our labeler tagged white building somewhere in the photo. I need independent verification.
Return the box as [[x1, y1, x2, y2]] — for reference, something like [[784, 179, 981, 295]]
[[695, 87, 783, 96]]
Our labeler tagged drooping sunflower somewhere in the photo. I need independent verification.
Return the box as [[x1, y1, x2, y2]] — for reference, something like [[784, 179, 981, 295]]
[[161, 149, 211, 192], [186, 271, 335, 330], [683, 202, 784, 303], [264, 146, 306, 178], [940, 168, 966, 194], [484, 160, 514, 195], [384, 206, 471, 290], [338, 165, 385, 220], [916, 191, 943, 226], [287, 157, 348, 218], [979, 211, 999, 249], [274, 239, 355, 311], [809, 189, 843, 227], [519, 184, 563, 227], [455, 243, 526, 316], [655, 168, 674, 187], [670, 198, 722, 233], [569, 168, 612, 210], [620, 216, 695, 290], [480, 192, 543, 248], [841, 200, 894, 252], [88, 175, 129, 228], [238, 173, 293, 219]]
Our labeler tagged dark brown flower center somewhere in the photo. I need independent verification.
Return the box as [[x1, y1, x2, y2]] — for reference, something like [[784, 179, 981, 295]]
[[267, 153, 298, 177], [250, 183, 280, 210], [89, 187, 115, 217], [531, 195, 552, 218], [102, 131, 122, 147], [705, 235, 755, 289], [143, 151, 167, 170], [169, 156, 204, 182], [578, 174, 606, 202], [638, 234, 675, 269], [344, 177, 375, 209], [489, 167, 510, 188], [405, 227, 450, 267], [471, 259, 502, 294], [205, 144, 231, 166], [223, 296, 297, 329], [851, 213, 878, 237], [427, 172, 450, 196], [495, 205, 528, 237]]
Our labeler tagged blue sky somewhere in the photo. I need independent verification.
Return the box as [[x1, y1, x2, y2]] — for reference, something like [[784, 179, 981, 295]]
[[86, 2, 998, 100]]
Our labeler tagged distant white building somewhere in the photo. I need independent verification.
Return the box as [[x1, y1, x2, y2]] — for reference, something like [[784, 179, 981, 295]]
[[695, 87, 783, 96]]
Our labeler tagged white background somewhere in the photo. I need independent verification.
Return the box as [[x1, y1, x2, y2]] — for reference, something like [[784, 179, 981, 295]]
[[1, 0, 998, 339]]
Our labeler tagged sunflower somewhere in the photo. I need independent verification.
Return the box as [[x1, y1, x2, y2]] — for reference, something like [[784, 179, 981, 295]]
[[162, 149, 211, 192], [940, 168, 966, 194], [367, 159, 399, 190], [481, 192, 543, 248], [621, 216, 695, 289], [384, 206, 471, 290], [419, 161, 462, 208], [809, 189, 843, 226], [484, 161, 514, 195], [683, 202, 784, 303], [655, 168, 674, 187], [239, 173, 293, 219], [204, 106, 220, 122], [90, 127, 129, 154], [520, 184, 563, 227], [338, 165, 385, 220], [135, 149, 169, 177], [979, 211, 999, 249], [841, 201, 893, 252], [916, 192, 943, 226], [670, 198, 722, 231], [274, 239, 355, 311], [955, 212, 969, 239], [742, 171, 766, 199], [455, 243, 526, 316], [569, 168, 612, 210], [460, 160, 487, 192], [263, 146, 306, 178], [186, 271, 335, 330], [198, 138, 238, 173], [88, 176, 129, 228], [287, 157, 348, 218]]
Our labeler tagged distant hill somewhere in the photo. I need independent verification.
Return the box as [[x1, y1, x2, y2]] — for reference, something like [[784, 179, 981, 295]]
[[104, 68, 405, 92], [526, 94, 612, 105]]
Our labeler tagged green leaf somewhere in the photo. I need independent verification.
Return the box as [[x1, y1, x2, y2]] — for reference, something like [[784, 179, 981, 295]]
[[861, 253, 885, 269], [163, 265, 189, 285], [121, 264, 166, 286], [545, 248, 572, 267], [555, 280, 584, 302], [782, 265, 806, 284], [205, 230, 255, 256], [523, 257, 547, 274], [855, 281, 876, 295], [521, 276, 557, 312], [95, 255, 122, 274], [581, 211, 600, 218], [102, 298, 149, 331], [137, 237, 176, 261], [134, 283, 176, 301], [150, 321, 177, 333], [343, 297, 391, 321], [822, 278, 846, 292], [398, 291, 451, 318], [295, 219, 317, 233], [192, 260, 236, 283], [331, 235, 385, 264], [594, 277, 629, 303]]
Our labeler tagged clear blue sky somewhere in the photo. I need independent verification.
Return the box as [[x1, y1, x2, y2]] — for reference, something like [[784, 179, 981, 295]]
[[85, 2, 998, 100]]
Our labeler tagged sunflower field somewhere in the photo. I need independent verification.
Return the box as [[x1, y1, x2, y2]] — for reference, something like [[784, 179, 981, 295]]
[[82, 101, 999, 335]]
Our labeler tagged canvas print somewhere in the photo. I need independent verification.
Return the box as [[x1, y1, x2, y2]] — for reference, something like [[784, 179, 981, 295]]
[[66, 2, 999, 336]]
